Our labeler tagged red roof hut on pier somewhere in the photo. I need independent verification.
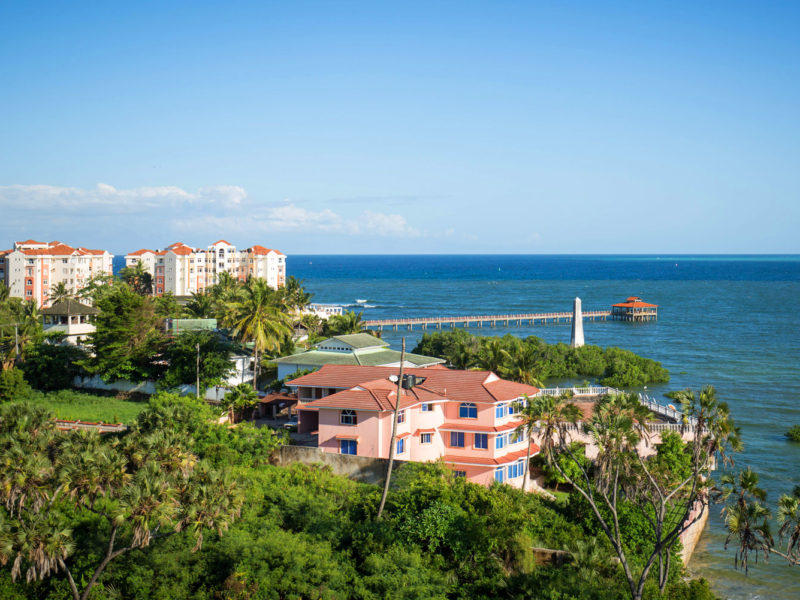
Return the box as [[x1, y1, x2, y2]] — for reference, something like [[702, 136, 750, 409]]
[[611, 296, 658, 322]]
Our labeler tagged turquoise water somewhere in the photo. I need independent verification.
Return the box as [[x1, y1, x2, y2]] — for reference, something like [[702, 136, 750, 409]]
[[289, 255, 800, 600]]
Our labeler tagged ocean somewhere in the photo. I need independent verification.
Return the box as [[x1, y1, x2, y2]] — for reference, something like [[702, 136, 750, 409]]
[[288, 254, 800, 600]]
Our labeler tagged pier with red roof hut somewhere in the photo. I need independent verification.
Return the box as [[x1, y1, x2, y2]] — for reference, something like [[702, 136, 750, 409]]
[[610, 296, 658, 322]]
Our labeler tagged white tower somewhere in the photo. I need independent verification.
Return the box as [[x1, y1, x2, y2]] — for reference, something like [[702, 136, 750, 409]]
[[570, 297, 585, 348]]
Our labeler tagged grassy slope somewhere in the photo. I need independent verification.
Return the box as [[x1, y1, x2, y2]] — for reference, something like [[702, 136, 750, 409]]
[[23, 390, 149, 424]]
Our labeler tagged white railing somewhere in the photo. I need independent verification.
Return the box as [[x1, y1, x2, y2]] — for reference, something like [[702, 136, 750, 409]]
[[638, 394, 696, 426], [560, 421, 693, 434], [536, 386, 619, 397], [533, 389, 695, 426]]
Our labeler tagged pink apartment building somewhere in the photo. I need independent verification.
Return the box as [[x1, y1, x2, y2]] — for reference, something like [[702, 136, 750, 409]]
[[288, 365, 541, 488], [0, 240, 113, 307], [125, 240, 286, 296]]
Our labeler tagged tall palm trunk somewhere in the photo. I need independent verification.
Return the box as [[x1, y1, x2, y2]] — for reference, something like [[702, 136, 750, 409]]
[[522, 432, 533, 492], [377, 338, 405, 519], [252, 345, 259, 391]]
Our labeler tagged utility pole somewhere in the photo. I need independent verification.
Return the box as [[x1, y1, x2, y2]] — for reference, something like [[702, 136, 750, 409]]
[[377, 337, 405, 520], [1, 322, 21, 362], [196, 342, 201, 400]]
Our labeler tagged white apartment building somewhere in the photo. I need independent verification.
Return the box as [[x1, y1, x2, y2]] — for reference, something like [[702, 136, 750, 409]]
[[124, 240, 286, 296], [0, 240, 114, 307]]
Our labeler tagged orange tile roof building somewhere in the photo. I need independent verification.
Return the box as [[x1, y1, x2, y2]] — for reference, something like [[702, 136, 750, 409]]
[[0, 240, 113, 306], [124, 240, 286, 296], [611, 296, 658, 321], [287, 365, 541, 489]]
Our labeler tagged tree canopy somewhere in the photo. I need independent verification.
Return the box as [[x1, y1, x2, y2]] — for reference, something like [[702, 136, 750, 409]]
[[413, 330, 669, 387]]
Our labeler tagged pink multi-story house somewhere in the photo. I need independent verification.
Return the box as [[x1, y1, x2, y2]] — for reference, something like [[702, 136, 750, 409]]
[[288, 365, 541, 488]]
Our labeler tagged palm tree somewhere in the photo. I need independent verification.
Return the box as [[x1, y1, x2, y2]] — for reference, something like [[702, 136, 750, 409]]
[[324, 310, 364, 336], [514, 394, 539, 491], [223, 279, 291, 390], [3, 300, 43, 362], [476, 337, 511, 374], [506, 339, 545, 386], [528, 392, 582, 465], [279, 276, 312, 313], [119, 260, 153, 296], [185, 292, 214, 318], [449, 337, 479, 369], [0, 282, 11, 304], [48, 282, 73, 305], [723, 499, 773, 574], [584, 393, 652, 490], [777, 489, 800, 563], [718, 467, 772, 574], [221, 383, 259, 423]]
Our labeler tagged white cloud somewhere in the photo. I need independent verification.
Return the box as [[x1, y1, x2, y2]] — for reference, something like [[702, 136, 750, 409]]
[[0, 183, 246, 214], [175, 202, 423, 238], [0, 183, 442, 243]]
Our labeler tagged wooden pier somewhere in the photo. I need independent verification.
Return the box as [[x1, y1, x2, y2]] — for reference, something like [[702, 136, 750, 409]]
[[363, 310, 613, 331]]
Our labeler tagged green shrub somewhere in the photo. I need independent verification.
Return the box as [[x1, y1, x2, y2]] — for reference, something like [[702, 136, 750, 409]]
[[786, 425, 800, 442], [0, 368, 31, 402]]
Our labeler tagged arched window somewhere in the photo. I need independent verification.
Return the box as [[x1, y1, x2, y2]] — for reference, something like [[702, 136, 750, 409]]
[[340, 409, 357, 425], [459, 402, 477, 419]]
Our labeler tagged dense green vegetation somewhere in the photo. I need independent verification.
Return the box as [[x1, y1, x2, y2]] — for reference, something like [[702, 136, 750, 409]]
[[786, 425, 800, 442], [1, 272, 312, 396], [0, 392, 720, 600], [412, 329, 670, 387]]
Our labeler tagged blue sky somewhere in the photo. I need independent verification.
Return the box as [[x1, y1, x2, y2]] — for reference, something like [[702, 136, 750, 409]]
[[1, 1, 798, 254]]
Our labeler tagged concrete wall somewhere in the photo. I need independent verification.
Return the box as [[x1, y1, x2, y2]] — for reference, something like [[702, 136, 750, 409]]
[[74, 375, 233, 401], [272, 444, 407, 485], [680, 500, 709, 565]]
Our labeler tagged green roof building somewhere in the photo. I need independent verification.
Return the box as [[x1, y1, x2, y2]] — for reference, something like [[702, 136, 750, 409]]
[[275, 333, 445, 379]]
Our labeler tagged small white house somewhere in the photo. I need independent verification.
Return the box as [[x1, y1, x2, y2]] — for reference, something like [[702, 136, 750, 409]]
[[41, 299, 99, 345]]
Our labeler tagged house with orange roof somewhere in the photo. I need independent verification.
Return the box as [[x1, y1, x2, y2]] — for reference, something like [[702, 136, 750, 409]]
[[124, 240, 285, 296], [611, 296, 658, 321], [287, 364, 541, 489], [1, 240, 113, 306]]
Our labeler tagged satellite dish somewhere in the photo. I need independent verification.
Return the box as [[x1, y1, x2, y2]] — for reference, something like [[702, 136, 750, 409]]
[[389, 375, 399, 383]]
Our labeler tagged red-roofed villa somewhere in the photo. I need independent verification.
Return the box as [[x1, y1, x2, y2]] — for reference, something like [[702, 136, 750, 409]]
[[287, 365, 541, 489]]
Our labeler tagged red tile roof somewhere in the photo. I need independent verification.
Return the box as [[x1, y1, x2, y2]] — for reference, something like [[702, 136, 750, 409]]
[[21, 243, 78, 256], [77, 247, 107, 255], [613, 296, 658, 308], [258, 392, 298, 407], [212, 239, 231, 245], [289, 365, 539, 411], [16, 239, 46, 245], [127, 248, 155, 256], [248, 245, 273, 255], [169, 246, 193, 255], [439, 419, 525, 433], [442, 447, 538, 466]]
